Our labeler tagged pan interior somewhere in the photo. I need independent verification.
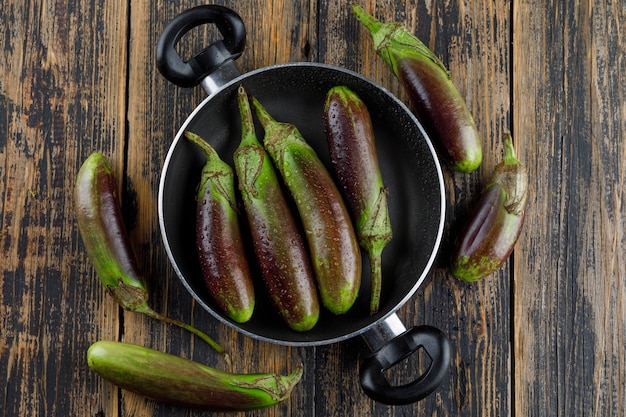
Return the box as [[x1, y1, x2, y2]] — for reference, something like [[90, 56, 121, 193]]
[[159, 63, 444, 345]]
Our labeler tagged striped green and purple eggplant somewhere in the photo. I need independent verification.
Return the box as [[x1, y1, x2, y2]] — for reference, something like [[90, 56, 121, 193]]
[[451, 132, 528, 281], [234, 85, 320, 331], [323, 85, 392, 315], [185, 131, 255, 324], [74, 152, 224, 353], [352, 4, 482, 173], [251, 97, 362, 315], [87, 340, 302, 411]]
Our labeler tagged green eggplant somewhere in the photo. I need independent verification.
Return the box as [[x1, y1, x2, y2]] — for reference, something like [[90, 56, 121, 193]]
[[352, 5, 482, 173], [323, 86, 392, 315], [233, 85, 319, 331], [451, 133, 528, 281], [87, 341, 303, 411], [251, 97, 362, 315], [184, 131, 255, 324], [74, 152, 225, 354]]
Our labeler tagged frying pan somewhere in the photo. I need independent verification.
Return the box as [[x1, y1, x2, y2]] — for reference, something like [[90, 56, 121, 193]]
[[156, 5, 450, 405]]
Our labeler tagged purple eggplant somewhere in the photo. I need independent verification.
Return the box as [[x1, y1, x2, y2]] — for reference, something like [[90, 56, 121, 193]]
[[451, 133, 528, 281], [74, 152, 224, 353], [352, 5, 482, 173], [323, 85, 392, 314], [185, 131, 255, 323], [251, 97, 362, 315], [234, 85, 320, 331]]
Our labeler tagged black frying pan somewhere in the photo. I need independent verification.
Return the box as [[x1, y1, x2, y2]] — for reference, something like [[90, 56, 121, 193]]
[[156, 5, 450, 405]]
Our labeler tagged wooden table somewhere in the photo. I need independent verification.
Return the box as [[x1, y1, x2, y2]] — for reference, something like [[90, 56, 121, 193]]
[[2, 1, 624, 416]]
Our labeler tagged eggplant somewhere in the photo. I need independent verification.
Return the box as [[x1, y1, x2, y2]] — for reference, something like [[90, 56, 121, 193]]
[[451, 133, 528, 281], [323, 85, 392, 314], [352, 5, 482, 173], [87, 340, 302, 411], [74, 152, 224, 353], [184, 131, 255, 323], [233, 85, 320, 331], [75, 152, 146, 299], [250, 97, 362, 315]]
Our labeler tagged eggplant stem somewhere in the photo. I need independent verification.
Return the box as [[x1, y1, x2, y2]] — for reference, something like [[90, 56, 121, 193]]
[[502, 131, 519, 165], [142, 308, 230, 365], [238, 86, 257, 146], [250, 96, 276, 128], [351, 4, 382, 34], [368, 250, 383, 315], [184, 131, 221, 162]]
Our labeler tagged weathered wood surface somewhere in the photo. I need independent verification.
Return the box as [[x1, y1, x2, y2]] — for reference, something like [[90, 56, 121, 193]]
[[0, 0, 623, 416], [513, 1, 626, 416]]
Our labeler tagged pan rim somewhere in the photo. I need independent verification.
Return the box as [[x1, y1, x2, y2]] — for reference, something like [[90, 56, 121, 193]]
[[157, 62, 446, 346]]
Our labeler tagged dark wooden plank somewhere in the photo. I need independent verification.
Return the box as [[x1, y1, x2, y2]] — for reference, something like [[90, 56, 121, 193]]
[[0, 0, 129, 416], [513, 0, 625, 415]]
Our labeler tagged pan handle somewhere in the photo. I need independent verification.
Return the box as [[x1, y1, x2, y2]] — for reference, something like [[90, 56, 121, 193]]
[[156, 5, 245, 88], [359, 314, 451, 405]]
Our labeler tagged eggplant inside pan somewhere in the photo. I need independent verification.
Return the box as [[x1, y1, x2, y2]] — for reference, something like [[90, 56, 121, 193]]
[[156, 5, 450, 405]]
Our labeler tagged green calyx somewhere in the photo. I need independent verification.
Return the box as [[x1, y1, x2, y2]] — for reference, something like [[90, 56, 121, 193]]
[[230, 366, 304, 402], [351, 4, 449, 78], [250, 97, 311, 166], [185, 131, 238, 211], [235, 144, 266, 199], [490, 132, 528, 216], [249, 97, 323, 197], [106, 279, 151, 313], [501, 132, 521, 165], [358, 186, 392, 252], [234, 86, 270, 198], [359, 187, 392, 314]]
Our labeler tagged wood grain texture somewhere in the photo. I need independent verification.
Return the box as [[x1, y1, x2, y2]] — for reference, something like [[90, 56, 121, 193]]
[[0, 0, 127, 416], [1, 0, 624, 416], [513, 0, 625, 416]]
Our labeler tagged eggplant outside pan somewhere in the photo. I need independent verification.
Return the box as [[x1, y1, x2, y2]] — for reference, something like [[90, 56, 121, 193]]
[[156, 5, 450, 405]]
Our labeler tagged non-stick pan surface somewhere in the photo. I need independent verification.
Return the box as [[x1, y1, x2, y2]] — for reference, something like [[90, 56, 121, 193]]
[[159, 62, 445, 345]]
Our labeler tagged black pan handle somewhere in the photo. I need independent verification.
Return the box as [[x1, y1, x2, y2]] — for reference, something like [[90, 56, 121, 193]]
[[156, 5, 245, 88], [359, 325, 451, 405]]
